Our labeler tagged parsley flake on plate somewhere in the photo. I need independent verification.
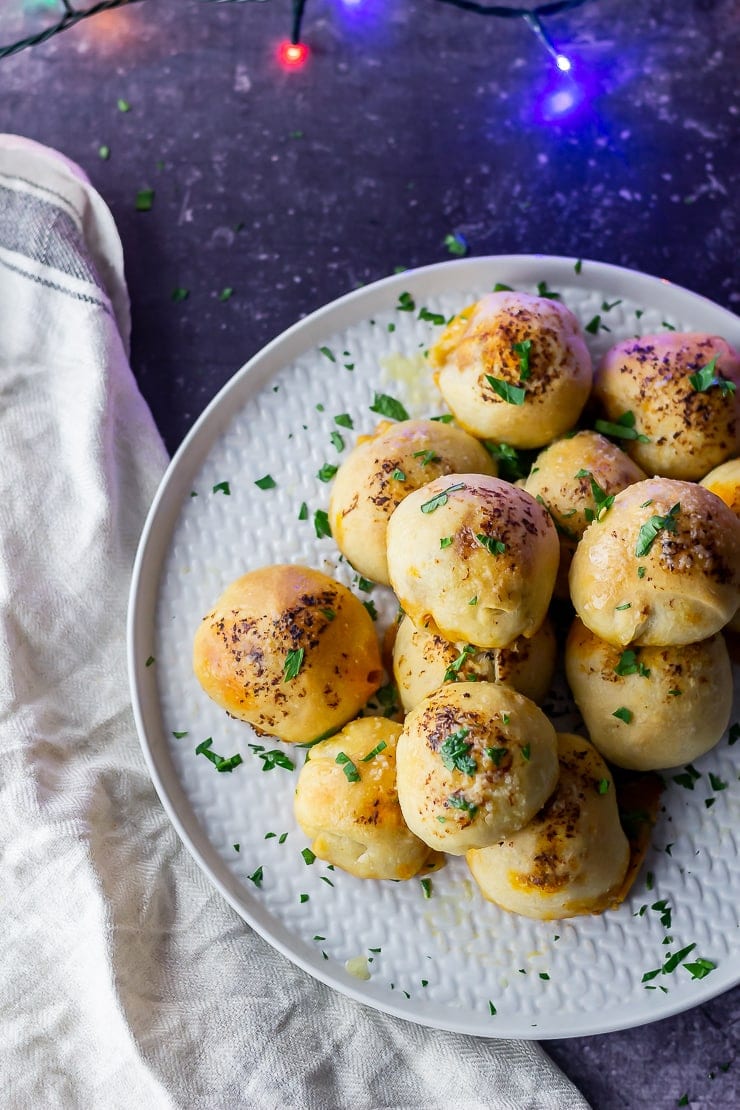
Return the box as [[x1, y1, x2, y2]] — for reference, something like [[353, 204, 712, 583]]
[[369, 392, 410, 421], [255, 474, 276, 490], [314, 509, 332, 538]]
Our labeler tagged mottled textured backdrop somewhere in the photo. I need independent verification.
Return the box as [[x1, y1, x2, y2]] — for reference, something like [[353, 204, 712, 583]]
[[1, 0, 738, 1106]]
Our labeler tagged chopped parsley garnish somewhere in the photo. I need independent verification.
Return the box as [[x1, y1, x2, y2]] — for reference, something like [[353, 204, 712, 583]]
[[601, 299, 622, 311], [493, 282, 514, 292], [319, 345, 336, 362], [688, 355, 736, 397], [195, 737, 244, 773], [483, 441, 527, 481], [575, 469, 615, 522], [468, 596, 478, 605], [300, 893, 309, 903], [420, 482, 465, 514], [233, 843, 240, 852], [248, 866, 263, 887], [594, 410, 650, 443], [135, 188, 154, 212], [255, 474, 276, 490], [334, 413, 354, 428], [218, 287, 234, 302], [574, 259, 583, 274], [440, 536, 453, 549], [488, 1001, 497, 1015], [672, 764, 701, 790], [391, 468, 406, 481], [683, 957, 716, 980], [362, 599, 378, 621], [539, 972, 550, 980], [314, 509, 332, 538], [369, 392, 410, 421], [612, 706, 633, 723], [356, 576, 374, 592], [487, 746, 507, 766], [635, 502, 680, 557], [145, 655, 155, 667], [361, 740, 387, 762], [412, 449, 441, 466], [597, 778, 610, 795], [585, 315, 602, 335], [637, 566, 646, 578], [301, 848, 316, 865], [279, 832, 288, 844], [521, 744, 531, 761], [330, 430, 345, 452], [284, 648, 305, 681], [729, 723, 740, 746], [336, 751, 361, 782], [317, 464, 338, 482], [444, 232, 468, 257], [117, 98, 131, 112], [447, 793, 478, 818], [486, 376, 526, 406], [476, 533, 506, 555], [320, 608, 336, 622], [614, 650, 650, 678], [536, 281, 560, 299], [298, 501, 308, 520], [444, 644, 475, 682], [420, 877, 433, 899], [615, 602, 632, 610], [512, 339, 532, 379], [440, 727, 477, 775], [396, 291, 416, 312], [418, 307, 446, 325], [431, 413, 454, 423], [172, 730, 188, 739], [708, 772, 727, 791]]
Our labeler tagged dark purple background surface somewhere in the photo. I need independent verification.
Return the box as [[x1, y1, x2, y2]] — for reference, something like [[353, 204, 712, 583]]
[[2, 1, 738, 1106]]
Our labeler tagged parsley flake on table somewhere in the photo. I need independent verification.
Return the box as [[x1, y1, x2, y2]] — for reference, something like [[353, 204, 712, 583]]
[[635, 502, 680, 557], [135, 188, 154, 212], [171, 287, 189, 303], [218, 287, 234, 302], [314, 509, 332, 538], [117, 98, 131, 112], [594, 410, 650, 443], [486, 376, 526, 406], [98, 144, 110, 160], [283, 648, 305, 681], [444, 232, 468, 257], [369, 392, 410, 421], [420, 482, 465, 514], [255, 474, 276, 490], [212, 481, 231, 495], [440, 727, 476, 775]]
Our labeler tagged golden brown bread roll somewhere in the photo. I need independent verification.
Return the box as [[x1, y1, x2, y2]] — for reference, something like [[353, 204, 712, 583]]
[[328, 418, 496, 585], [523, 430, 647, 597], [386, 473, 559, 649], [593, 332, 740, 480], [395, 682, 559, 855], [565, 618, 733, 769], [392, 613, 557, 712], [569, 477, 740, 646], [293, 718, 435, 880], [466, 732, 630, 919], [193, 565, 382, 743], [700, 457, 740, 632], [428, 291, 592, 448]]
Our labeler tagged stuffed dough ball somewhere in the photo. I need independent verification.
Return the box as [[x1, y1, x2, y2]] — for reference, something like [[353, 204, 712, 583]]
[[193, 565, 382, 744], [701, 456, 740, 632], [328, 418, 496, 585], [593, 332, 740, 480], [386, 474, 559, 649], [466, 733, 630, 920], [428, 291, 592, 448], [569, 478, 740, 647], [395, 682, 559, 855], [293, 718, 435, 880], [392, 613, 557, 713], [565, 618, 733, 770], [523, 430, 647, 597]]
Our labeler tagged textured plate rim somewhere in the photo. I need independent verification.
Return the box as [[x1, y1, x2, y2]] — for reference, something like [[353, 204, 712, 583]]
[[127, 254, 740, 1039]]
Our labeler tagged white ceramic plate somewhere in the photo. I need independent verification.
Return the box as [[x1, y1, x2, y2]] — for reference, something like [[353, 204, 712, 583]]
[[128, 255, 740, 1039]]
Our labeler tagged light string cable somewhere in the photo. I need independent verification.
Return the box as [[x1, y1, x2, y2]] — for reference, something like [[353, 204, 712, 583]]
[[431, 0, 595, 69], [0, 0, 149, 59]]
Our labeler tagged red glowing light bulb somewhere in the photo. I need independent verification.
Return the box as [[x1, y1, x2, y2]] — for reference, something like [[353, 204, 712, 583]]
[[278, 40, 309, 68]]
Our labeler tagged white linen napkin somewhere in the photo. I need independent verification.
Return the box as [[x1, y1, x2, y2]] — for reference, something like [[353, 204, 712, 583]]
[[0, 134, 590, 1110]]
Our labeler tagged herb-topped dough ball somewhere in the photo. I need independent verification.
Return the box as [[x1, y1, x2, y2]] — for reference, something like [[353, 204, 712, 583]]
[[569, 478, 740, 647], [193, 565, 382, 743], [392, 613, 557, 713], [701, 457, 740, 632], [386, 474, 559, 649], [565, 618, 733, 770], [593, 333, 740, 480], [523, 430, 647, 597], [466, 733, 630, 920], [293, 718, 435, 880], [428, 291, 592, 448], [328, 418, 496, 585], [395, 682, 559, 855]]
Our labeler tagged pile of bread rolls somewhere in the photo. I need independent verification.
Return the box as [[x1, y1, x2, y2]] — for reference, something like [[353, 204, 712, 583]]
[[194, 288, 740, 921]]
